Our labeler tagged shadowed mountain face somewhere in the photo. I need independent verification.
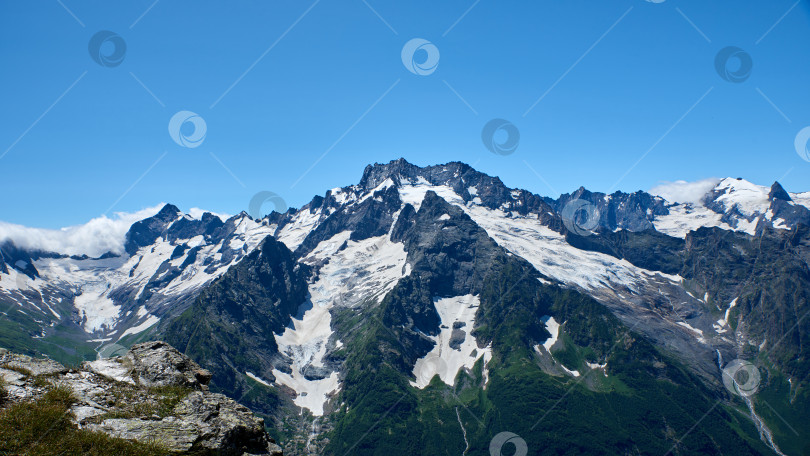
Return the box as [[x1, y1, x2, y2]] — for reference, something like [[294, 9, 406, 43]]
[[1, 158, 809, 455], [161, 236, 309, 409]]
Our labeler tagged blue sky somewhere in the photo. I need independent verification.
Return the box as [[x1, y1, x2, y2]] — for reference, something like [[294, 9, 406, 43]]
[[2, 0, 809, 228]]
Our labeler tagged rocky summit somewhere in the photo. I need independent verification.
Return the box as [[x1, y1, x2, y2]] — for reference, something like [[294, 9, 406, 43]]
[[2, 159, 809, 455], [0, 341, 283, 455]]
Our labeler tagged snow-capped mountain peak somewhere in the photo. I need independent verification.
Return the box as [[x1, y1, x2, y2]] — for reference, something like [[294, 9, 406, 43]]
[[651, 177, 810, 237], [3, 159, 810, 455], [2, 159, 808, 382], [0, 205, 274, 350], [706, 177, 771, 215]]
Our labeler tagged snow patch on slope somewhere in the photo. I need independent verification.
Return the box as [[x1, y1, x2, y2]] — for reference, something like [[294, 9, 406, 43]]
[[273, 231, 410, 415], [119, 315, 159, 339], [0, 268, 49, 311], [652, 204, 732, 238], [587, 362, 607, 371], [398, 179, 459, 212], [306, 232, 410, 309], [471, 207, 671, 291], [22, 214, 274, 339], [714, 298, 738, 334], [73, 283, 120, 333], [397, 181, 683, 294], [411, 295, 491, 389], [792, 192, 810, 210], [540, 316, 560, 351], [276, 207, 322, 251], [272, 283, 340, 415], [676, 321, 706, 344], [246, 372, 272, 387], [534, 316, 581, 377]]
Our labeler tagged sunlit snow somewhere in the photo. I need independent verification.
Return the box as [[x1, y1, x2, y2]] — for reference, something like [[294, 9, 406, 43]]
[[273, 230, 410, 415], [540, 315, 560, 352], [411, 295, 492, 389]]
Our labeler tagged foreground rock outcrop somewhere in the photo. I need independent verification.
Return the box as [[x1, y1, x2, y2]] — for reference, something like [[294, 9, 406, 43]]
[[0, 341, 282, 455]]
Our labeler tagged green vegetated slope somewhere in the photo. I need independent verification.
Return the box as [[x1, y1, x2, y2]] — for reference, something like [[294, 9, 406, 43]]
[[160, 235, 308, 417], [682, 226, 810, 385], [753, 366, 810, 456], [323, 193, 771, 455], [324, 258, 770, 455], [571, 224, 810, 388], [152, 190, 804, 454], [571, 223, 810, 453], [0, 303, 98, 367]]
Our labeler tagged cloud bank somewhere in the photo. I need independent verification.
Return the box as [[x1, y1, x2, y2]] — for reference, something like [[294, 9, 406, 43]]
[[649, 178, 721, 205], [0, 204, 165, 258], [188, 207, 231, 221]]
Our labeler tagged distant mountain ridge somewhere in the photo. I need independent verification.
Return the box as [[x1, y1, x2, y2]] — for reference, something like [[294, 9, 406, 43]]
[[1, 158, 809, 455]]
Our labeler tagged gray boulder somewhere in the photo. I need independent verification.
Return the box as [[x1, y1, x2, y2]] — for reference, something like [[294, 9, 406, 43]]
[[88, 391, 280, 454], [0, 347, 68, 377], [122, 341, 213, 388], [0, 342, 283, 455]]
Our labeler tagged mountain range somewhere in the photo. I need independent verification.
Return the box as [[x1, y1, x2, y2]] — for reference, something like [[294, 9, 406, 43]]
[[1, 158, 808, 455]]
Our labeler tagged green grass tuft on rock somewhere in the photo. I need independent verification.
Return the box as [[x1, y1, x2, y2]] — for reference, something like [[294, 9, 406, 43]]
[[0, 384, 168, 455]]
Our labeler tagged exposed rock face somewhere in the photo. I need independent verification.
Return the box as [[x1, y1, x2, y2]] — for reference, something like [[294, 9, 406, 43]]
[[82, 341, 213, 389], [0, 342, 282, 455], [0, 240, 40, 279], [448, 328, 466, 350], [124, 203, 183, 255], [358, 158, 555, 216], [160, 236, 310, 416], [90, 391, 274, 454], [0, 347, 66, 376], [123, 341, 213, 388]]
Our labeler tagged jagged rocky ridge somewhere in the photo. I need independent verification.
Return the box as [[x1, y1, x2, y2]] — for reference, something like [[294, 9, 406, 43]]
[[159, 165, 804, 453], [0, 341, 283, 455], [0, 204, 274, 364], [2, 158, 810, 454]]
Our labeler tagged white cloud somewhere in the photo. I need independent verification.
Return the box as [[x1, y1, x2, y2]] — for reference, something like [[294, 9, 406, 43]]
[[649, 178, 721, 205], [188, 207, 230, 221], [0, 204, 165, 257]]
